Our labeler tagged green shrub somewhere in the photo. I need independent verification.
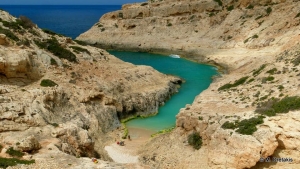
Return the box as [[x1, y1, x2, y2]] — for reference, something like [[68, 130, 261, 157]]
[[222, 116, 265, 135], [51, 123, 59, 127], [292, 55, 300, 66], [42, 29, 63, 37], [6, 147, 24, 157], [252, 34, 258, 39], [0, 27, 20, 41], [247, 78, 255, 83], [221, 121, 237, 129], [28, 29, 40, 36], [0, 157, 35, 169], [255, 15, 263, 20], [244, 37, 250, 43], [253, 64, 266, 76], [236, 116, 264, 135], [0, 19, 22, 31], [246, 4, 254, 9], [74, 40, 88, 46], [35, 38, 77, 63], [141, 2, 148, 6], [278, 85, 284, 91], [18, 15, 35, 29], [213, 0, 223, 6], [70, 46, 91, 55], [256, 96, 300, 116], [260, 95, 268, 101], [101, 28, 105, 32], [40, 79, 58, 87], [189, 15, 196, 20], [151, 127, 174, 137], [227, 5, 234, 11], [209, 12, 215, 17], [254, 91, 260, 97], [167, 23, 172, 27], [262, 76, 274, 83], [17, 38, 30, 47], [119, 12, 124, 18], [50, 58, 58, 65], [218, 76, 249, 91], [266, 68, 277, 75], [0, 15, 35, 30], [42, 28, 56, 35], [188, 132, 202, 150], [258, 20, 264, 26], [266, 7, 272, 15], [295, 12, 300, 18]]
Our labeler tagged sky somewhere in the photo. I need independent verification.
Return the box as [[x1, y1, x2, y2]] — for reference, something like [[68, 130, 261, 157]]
[[0, 0, 146, 5]]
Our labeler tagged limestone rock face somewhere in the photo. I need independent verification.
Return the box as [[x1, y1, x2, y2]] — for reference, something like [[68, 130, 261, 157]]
[[0, 48, 44, 79], [0, 34, 9, 46], [52, 123, 94, 157], [15, 135, 41, 152]]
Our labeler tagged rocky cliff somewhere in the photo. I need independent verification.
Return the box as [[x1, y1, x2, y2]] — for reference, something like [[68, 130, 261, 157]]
[[78, 0, 300, 70], [0, 10, 181, 168], [78, 0, 300, 169]]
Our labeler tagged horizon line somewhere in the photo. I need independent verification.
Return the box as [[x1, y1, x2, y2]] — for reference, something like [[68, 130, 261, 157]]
[[0, 4, 123, 5]]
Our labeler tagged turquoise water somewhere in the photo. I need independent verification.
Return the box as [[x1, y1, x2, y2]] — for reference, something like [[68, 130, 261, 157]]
[[110, 51, 218, 132]]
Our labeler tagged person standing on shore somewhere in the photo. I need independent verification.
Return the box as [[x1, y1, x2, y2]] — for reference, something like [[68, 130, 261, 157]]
[[128, 135, 131, 141]]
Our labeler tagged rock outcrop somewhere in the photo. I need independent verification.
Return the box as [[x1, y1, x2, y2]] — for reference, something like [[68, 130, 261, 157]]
[[14, 135, 41, 152]]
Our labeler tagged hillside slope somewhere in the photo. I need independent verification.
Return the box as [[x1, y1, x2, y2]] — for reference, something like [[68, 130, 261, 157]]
[[0, 10, 181, 168], [78, 0, 300, 168], [78, 0, 300, 70]]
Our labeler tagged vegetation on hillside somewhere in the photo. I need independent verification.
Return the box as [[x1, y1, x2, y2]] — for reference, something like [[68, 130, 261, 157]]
[[256, 96, 300, 116], [0, 26, 19, 41], [221, 116, 265, 135], [34, 37, 77, 63], [6, 147, 24, 157], [218, 76, 249, 91], [188, 132, 202, 150], [0, 157, 35, 169], [40, 79, 58, 87], [70, 46, 91, 55]]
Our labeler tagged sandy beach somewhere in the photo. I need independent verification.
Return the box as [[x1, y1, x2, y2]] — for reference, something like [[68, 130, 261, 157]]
[[105, 127, 155, 163]]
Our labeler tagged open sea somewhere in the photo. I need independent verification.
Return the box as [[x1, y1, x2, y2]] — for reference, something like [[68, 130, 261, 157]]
[[0, 5, 121, 39], [1, 5, 218, 132]]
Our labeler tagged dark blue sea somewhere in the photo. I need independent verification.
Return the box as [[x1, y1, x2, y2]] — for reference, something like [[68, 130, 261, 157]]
[[0, 5, 121, 39]]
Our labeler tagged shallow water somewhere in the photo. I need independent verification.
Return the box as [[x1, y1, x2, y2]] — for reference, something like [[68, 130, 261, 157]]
[[109, 51, 218, 132]]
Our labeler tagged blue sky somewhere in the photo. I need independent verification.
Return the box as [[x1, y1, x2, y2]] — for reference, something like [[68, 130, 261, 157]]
[[0, 0, 146, 5]]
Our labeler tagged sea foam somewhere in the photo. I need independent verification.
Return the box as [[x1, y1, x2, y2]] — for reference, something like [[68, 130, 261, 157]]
[[169, 54, 180, 58]]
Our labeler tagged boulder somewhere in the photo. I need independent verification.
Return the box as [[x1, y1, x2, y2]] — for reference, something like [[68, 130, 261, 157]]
[[0, 34, 9, 46], [15, 135, 41, 152]]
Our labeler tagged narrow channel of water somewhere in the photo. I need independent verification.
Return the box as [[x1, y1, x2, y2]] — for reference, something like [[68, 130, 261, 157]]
[[109, 51, 218, 132]]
